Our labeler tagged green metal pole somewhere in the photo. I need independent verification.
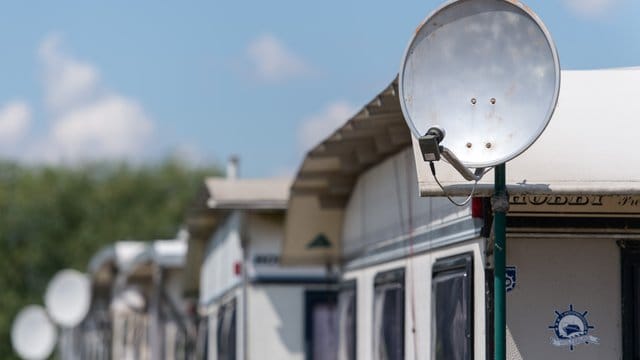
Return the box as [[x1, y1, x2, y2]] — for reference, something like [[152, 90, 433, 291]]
[[494, 163, 507, 360]]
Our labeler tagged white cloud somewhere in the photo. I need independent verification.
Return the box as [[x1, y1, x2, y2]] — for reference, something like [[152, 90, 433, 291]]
[[298, 101, 357, 151], [246, 34, 311, 82], [47, 95, 152, 161], [39, 34, 101, 113], [0, 101, 31, 145], [171, 142, 208, 167], [564, 0, 619, 18], [29, 33, 154, 163]]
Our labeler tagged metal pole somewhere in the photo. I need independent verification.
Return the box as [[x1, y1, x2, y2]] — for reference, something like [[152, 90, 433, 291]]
[[150, 264, 164, 360], [240, 212, 249, 360], [493, 164, 507, 360]]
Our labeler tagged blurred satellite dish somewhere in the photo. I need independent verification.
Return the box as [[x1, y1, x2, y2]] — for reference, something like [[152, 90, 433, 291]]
[[121, 286, 146, 310], [44, 269, 91, 328], [111, 286, 146, 313], [399, 0, 560, 168], [11, 305, 57, 360]]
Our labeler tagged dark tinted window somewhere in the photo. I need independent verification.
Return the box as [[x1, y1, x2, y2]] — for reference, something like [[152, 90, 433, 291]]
[[432, 253, 473, 360], [621, 242, 640, 358], [216, 300, 236, 360], [196, 316, 209, 359], [305, 291, 338, 360], [227, 306, 236, 360], [338, 281, 357, 360], [216, 311, 224, 357], [373, 268, 405, 360]]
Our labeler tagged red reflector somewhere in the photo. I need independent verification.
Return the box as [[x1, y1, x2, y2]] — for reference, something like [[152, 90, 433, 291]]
[[234, 261, 242, 276], [471, 197, 484, 218]]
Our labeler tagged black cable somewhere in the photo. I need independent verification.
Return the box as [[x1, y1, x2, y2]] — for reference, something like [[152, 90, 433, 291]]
[[429, 161, 479, 207]]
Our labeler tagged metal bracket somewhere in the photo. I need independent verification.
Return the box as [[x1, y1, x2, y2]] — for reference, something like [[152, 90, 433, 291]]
[[441, 147, 487, 182], [420, 126, 488, 182], [491, 191, 510, 213]]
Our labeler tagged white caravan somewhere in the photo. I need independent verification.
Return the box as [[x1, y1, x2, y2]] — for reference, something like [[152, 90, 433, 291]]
[[185, 175, 337, 360], [86, 234, 190, 360], [282, 67, 640, 359]]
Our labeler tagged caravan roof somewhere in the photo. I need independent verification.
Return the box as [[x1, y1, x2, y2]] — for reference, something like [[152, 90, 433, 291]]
[[183, 177, 291, 295]]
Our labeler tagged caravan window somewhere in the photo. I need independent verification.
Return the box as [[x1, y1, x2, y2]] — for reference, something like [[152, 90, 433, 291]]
[[195, 316, 209, 359], [338, 280, 357, 360], [432, 253, 473, 360], [621, 243, 640, 358], [216, 299, 237, 360], [373, 268, 405, 360], [305, 291, 338, 360]]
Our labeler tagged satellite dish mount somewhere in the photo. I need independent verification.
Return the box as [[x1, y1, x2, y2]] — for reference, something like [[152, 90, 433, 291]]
[[399, 1, 560, 359], [419, 126, 487, 182]]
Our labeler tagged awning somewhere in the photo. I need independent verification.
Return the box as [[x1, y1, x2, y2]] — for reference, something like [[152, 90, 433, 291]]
[[204, 178, 290, 209], [116, 234, 188, 283], [183, 177, 291, 294], [89, 234, 187, 288], [282, 79, 412, 265], [88, 241, 149, 286]]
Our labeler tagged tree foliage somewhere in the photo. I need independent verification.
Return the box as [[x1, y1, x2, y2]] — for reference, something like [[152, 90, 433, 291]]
[[0, 158, 221, 359]]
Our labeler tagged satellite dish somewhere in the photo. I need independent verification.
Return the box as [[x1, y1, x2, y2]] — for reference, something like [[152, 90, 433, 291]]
[[44, 269, 92, 328], [111, 286, 146, 313], [399, 0, 560, 168], [11, 305, 57, 360]]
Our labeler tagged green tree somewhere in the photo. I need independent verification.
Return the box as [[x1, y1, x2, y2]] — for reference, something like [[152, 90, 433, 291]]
[[0, 158, 221, 359]]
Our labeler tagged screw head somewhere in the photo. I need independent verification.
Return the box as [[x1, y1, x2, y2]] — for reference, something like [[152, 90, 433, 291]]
[[466, 142, 472, 148], [485, 142, 492, 149], [471, 98, 477, 105], [490, 98, 496, 104]]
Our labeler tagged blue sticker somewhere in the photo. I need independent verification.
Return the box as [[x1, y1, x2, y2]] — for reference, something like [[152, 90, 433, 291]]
[[548, 304, 599, 351], [505, 266, 516, 292]]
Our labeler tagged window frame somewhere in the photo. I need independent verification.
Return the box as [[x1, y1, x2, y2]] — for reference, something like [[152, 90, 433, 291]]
[[372, 267, 405, 360], [431, 252, 474, 360], [338, 280, 357, 360], [216, 299, 237, 360]]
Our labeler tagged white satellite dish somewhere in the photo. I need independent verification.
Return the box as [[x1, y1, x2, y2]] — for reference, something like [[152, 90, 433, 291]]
[[111, 286, 146, 313], [11, 305, 58, 360], [44, 269, 92, 328], [399, 0, 560, 169]]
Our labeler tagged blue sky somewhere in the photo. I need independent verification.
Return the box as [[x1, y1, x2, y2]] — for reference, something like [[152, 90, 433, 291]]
[[0, 0, 637, 176]]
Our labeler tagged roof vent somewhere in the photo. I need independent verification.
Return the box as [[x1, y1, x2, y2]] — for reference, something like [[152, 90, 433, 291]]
[[227, 155, 240, 180], [307, 233, 332, 249]]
